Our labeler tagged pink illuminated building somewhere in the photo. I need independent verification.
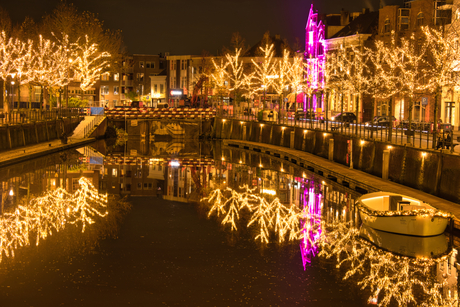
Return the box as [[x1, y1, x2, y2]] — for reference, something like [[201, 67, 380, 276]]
[[304, 4, 327, 115]]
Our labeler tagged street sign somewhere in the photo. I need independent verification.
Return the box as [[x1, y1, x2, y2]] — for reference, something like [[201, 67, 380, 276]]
[[421, 97, 428, 105]]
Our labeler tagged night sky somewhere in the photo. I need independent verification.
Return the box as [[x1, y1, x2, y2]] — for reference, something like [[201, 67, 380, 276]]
[[3, 0, 403, 56]]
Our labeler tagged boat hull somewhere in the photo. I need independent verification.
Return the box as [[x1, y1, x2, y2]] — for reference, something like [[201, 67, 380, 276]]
[[359, 225, 449, 258], [359, 209, 449, 236]]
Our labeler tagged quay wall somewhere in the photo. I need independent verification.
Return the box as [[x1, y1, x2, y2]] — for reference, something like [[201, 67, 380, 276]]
[[214, 117, 460, 203], [0, 117, 81, 152]]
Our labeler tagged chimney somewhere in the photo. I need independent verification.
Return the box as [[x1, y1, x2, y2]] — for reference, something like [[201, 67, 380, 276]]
[[363, 8, 369, 14]]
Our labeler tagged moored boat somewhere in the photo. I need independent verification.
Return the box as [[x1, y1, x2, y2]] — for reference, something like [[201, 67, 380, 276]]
[[359, 224, 449, 258], [356, 192, 451, 237]]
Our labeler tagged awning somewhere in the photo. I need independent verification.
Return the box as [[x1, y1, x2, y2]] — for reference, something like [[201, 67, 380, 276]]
[[286, 92, 305, 103]]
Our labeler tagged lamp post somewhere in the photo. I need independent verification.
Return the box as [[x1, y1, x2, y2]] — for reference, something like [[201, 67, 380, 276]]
[[11, 81, 15, 113]]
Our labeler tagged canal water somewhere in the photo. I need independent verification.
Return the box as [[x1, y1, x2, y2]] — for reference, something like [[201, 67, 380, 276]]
[[0, 140, 457, 306]]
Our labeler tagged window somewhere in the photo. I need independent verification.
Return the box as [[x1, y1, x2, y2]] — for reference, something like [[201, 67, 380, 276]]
[[72, 178, 80, 191], [139, 61, 144, 68], [160, 84, 164, 94], [181, 77, 187, 88], [154, 84, 158, 93], [160, 60, 164, 69], [170, 61, 177, 70], [101, 85, 109, 95], [417, 12, 424, 26], [114, 73, 119, 81], [113, 99, 118, 106], [101, 73, 109, 81], [34, 86, 41, 102], [384, 18, 391, 33], [398, 9, 410, 31], [146, 61, 154, 69], [181, 60, 187, 70], [146, 62, 150, 69], [114, 86, 119, 95], [137, 73, 144, 82]]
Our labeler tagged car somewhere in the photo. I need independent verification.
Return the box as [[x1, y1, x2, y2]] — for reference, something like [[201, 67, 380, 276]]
[[294, 108, 315, 120], [156, 102, 169, 109], [365, 116, 397, 127], [331, 112, 356, 123]]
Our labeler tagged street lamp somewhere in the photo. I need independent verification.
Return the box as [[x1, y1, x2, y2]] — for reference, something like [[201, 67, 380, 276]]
[[11, 81, 15, 112]]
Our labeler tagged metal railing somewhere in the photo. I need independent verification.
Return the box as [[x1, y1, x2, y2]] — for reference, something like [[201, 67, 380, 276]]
[[0, 108, 81, 126], [83, 115, 105, 138], [218, 108, 458, 153]]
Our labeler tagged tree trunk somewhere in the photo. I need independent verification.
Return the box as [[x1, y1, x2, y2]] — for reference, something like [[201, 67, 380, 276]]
[[340, 88, 344, 133], [388, 96, 393, 142], [355, 93, 359, 135], [432, 87, 439, 149]]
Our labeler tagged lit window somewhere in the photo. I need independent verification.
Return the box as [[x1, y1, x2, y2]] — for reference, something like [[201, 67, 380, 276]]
[[101, 73, 109, 81], [114, 73, 119, 81], [139, 61, 144, 68], [114, 86, 119, 95], [101, 86, 109, 95], [112, 168, 118, 177]]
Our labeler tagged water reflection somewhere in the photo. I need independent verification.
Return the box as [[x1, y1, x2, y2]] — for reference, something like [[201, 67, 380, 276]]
[[0, 140, 459, 306], [203, 146, 460, 307], [0, 178, 107, 263]]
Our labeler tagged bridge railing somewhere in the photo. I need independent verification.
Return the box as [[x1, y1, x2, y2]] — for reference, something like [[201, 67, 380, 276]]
[[0, 108, 81, 126], [218, 108, 455, 153]]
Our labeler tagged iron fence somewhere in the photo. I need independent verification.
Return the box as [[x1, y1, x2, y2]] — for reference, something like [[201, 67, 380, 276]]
[[0, 108, 81, 126], [218, 108, 457, 154]]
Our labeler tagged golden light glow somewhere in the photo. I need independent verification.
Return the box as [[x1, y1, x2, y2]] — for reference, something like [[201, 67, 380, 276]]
[[0, 177, 108, 263], [202, 186, 316, 243]]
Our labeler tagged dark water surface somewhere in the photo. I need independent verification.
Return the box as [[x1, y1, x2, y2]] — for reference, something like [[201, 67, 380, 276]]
[[0, 140, 457, 306], [0, 196, 366, 307]]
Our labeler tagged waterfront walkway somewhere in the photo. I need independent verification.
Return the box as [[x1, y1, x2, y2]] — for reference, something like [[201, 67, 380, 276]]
[[0, 138, 95, 168], [224, 139, 460, 229]]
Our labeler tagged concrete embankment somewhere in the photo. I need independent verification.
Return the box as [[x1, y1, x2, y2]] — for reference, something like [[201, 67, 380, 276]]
[[0, 117, 81, 152]]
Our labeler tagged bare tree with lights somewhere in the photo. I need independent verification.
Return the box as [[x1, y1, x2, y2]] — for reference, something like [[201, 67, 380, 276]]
[[287, 55, 305, 123], [271, 49, 291, 123], [325, 42, 350, 133], [342, 40, 370, 135], [422, 25, 460, 148], [394, 33, 428, 138], [251, 44, 276, 110], [73, 35, 111, 91], [210, 56, 229, 112], [369, 35, 400, 141], [0, 32, 27, 116], [225, 48, 245, 112]]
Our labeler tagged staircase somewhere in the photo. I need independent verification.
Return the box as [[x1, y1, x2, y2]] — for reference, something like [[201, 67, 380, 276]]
[[71, 115, 105, 139]]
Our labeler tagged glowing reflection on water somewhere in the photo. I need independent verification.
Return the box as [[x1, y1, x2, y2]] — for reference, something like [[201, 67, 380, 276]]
[[0, 177, 108, 263]]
